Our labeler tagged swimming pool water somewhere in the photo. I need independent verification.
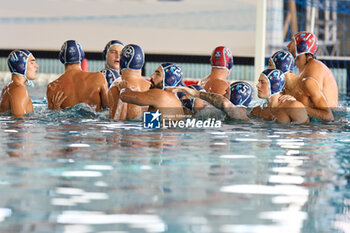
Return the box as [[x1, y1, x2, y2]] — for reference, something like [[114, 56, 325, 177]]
[[0, 87, 349, 233]]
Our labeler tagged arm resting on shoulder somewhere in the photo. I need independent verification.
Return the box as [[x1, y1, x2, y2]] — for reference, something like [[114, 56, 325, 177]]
[[198, 92, 248, 120], [120, 88, 158, 106], [303, 78, 334, 121]]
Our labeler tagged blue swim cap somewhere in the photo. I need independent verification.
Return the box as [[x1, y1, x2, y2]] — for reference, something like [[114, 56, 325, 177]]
[[160, 63, 183, 89], [8, 49, 31, 77], [8, 49, 35, 87], [178, 84, 205, 112], [59, 40, 85, 64], [229, 81, 253, 108], [103, 40, 124, 61], [101, 68, 120, 88], [120, 44, 145, 71], [270, 50, 295, 73], [261, 69, 286, 97]]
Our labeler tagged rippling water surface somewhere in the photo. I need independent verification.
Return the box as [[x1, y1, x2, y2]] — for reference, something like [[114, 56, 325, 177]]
[[0, 88, 349, 233]]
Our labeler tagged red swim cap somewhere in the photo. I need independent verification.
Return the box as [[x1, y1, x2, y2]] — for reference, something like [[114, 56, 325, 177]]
[[293, 31, 318, 57], [210, 46, 233, 72]]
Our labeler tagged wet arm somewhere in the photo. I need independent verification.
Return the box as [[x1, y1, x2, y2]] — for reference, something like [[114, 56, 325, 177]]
[[120, 88, 156, 106], [198, 92, 248, 120], [100, 80, 109, 109], [303, 78, 334, 121], [286, 106, 309, 123], [108, 85, 128, 120]]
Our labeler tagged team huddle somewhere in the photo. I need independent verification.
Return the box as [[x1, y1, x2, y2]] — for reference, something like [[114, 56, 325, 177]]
[[0, 31, 339, 124]]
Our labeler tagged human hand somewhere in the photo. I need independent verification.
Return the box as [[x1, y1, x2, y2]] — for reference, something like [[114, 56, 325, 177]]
[[52, 91, 67, 110], [174, 86, 199, 98], [278, 94, 296, 103]]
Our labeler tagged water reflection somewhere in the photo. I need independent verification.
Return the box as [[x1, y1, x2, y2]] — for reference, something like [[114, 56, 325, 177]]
[[4, 120, 33, 157], [0, 96, 348, 233]]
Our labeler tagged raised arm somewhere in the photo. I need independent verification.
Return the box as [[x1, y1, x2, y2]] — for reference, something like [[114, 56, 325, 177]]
[[302, 77, 334, 121]]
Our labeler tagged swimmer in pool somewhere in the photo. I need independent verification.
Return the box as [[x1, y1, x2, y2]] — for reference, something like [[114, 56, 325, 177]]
[[100, 40, 123, 88], [262, 50, 298, 119], [118, 63, 185, 121], [268, 50, 296, 85], [46, 40, 109, 111], [284, 31, 336, 120], [108, 44, 151, 120], [198, 46, 233, 95], [251, 69, 309, 123], [176, 81, 253, 120], [103, 40, 124, 73], [0, 50, 38, 116]]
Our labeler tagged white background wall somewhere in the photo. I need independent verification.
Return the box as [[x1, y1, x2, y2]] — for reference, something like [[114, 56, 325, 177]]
[[0, 0, 256, 56]]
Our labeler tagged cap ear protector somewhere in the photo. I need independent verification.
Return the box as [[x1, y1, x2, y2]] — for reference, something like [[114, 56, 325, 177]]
[[293, 31, 318, 57], [270, 50, 295, 74], [296, 40, 308, 54], [160, 63, 183, 89], [261, 69, 286, 98], [8, 49, 35, 87]]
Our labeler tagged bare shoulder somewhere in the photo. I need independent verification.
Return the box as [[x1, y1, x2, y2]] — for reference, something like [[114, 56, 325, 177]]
[[9, 83, 27, 93], [303, 59, 329, 77], [86, 72, 107, 88], [208, 79, 229, 94], [47, 79, 60, 89], [198, 75, 209, 86], [280, 99, 304, 109], [301, 76, 322, 94], [87, 71, 105, 81], [8, 84, 28, 99], [212, 79, 229, 87]]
